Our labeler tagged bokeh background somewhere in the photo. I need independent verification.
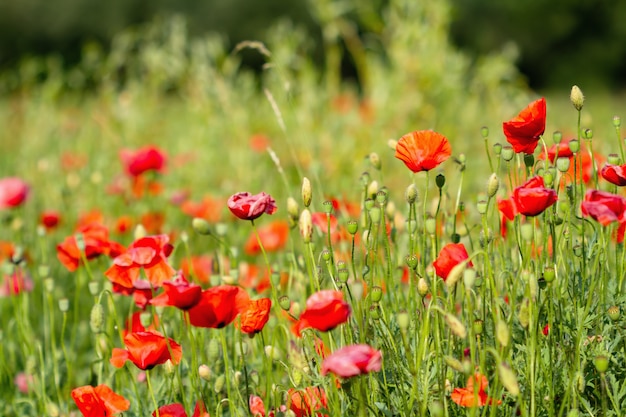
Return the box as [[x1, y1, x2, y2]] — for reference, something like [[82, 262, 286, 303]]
[[1, 0, 626, 91]]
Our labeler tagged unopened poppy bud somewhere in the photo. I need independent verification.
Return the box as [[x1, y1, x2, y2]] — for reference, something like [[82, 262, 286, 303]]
[[134, 224, 147, 240], [570, 85, 584, 111], [493, 143, 502, 156], [90, 304, 104, 333], [569, 139, 580, 153], [46, 403, 60, 417], [498, 362, 520, 396], [444, 356, 464, 372], [543, 266, 556, 283], [367, 180, 379, 198], [458, 154, 466, 165], [369, 304, 381, 320], [299, 209, 313, 243], [38, 265, 50, 278], [476, 200, 488, 215], [430, 401, 444, 417], [417, 278, 429, 296], [608, 153, 620, 165], [397, 309, 410, 331], [369, 206, 381, 223], [444, 313, 467, 339], [480, 126, 489, 138], [502, 146, 514, 161], [369, 152, 381, 170], [406, 219, 417, 233], [425, 217, 437, 235], [487, 173, 499, 198], [214, 374, 225, 393], [351, 280, 364, 300], [519, 300, 530, 328], [497, 319, 510, 347], [385, 201, 396, 218], [376, 190, 388, 205], [405, 184, 418, 204], [44, 277, 54, 293], [264, 345, 281, 361], [613, 115, 621, 128], [451, 233, 461, 243], [608, 305, 620, 322], [290, 301, 301, 317], [435, 174, 446, 189], [301, 177, 312, 207], [446, 261, 466, 289], [387, 139, 398, 150], [163, 359, 176, 374], [207, 338, 220, 361], [553, 130, 563, 144], [406, 254, 418, 270], [58, 298, 69, 313], [594, 355, 609, 373], [279, 295, 291, 311], [198, 364, 211, 380], [524, 153, 534, 169], [463, 268, 476, 289], [88, 281, 100, 296], [370, 286, 383, 303], [473, 319, 484, 335], [192, 218, 212, 235]]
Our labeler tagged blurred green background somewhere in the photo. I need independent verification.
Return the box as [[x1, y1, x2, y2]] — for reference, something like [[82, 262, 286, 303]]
[[1, 0, 625, 90]]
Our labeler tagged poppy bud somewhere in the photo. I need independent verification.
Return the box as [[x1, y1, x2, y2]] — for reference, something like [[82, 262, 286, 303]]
[[364, 198, 375, 211], [352, 280, 364, 300], [264, 345, 281, 361], [417, 278, 429, 297], [367, 181, 379, 198], [556, 157, 570, 173], [38, 265, 50, 278], [444, 313, 467, 339], [406, 219, 417, 233], [46, 403, 60, 417], [207, 339, 220, 361], [397, 310, 409, 331], [524, 153, 534, 169], [214, 375, 225, 393], [594, 355, 609, 373], [192, 218, 212, 235], [613, 116, 621, 128], [521, 223, 534, 242], [476, 200, 488, 215], [497, 319, 510, 347], [59, 298, 70, 313], [90, 304, 105, 333], [44, 277, 54, 293], [493, 143, 502, 156], [444, 356, 464, 372], [406, 254, 418, 270], [425, 217, 436, 235], [543, 171, 554, 188], [321, 249, 331, 262], [405, 184, 418, 204], [360, 171, 371, 187], [386, 201, 396, 218], [473, 319, 484, 335], [88, 281, 100, 296], [369, 304, 381, 320], [163, 359, 176, 374], [436, 174, 446, 189], [608, 305, 620, 322], [299, 209, 313, 243], [287, 197, 299, 220], [569, 139, 580, 153], [498, 362, 520, 396], [570, 85, 584, 111], [387, 139, 398, 150], [279, 296, 291, 311], [543, 266, 556, 283], [487, 173, 499, 198], [445, 261, 466, 289], [501, 146, 515, 161], [463, 268, 476, 289], [519, 299, 530, 328], [369, 152, 381, 170], [302, 177, 312, 208], [198, 364, 211, 380]]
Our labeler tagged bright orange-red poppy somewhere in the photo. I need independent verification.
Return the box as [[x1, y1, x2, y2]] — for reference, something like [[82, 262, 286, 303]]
[[433, 243, 472, 281], [152, 402, 209, 417], [244, 220, 289, 255], [288, 387, 328, 417], [120, 146, 166, 177], [512, 176, 557, 216], [57, 222, 125, 272], [71, 384, 130, 417], [150, 273, 203, 310], [181, 255, 213, 284], [503, 98, 546, 154], [181, 196, 224, 222], [238, 298, 272, 334], [293, 290, 351, 336], [187, 285, 250, 328], [395, 130, 452, 173], [451, 372, 501, 407], [110, 331, 182, 370]]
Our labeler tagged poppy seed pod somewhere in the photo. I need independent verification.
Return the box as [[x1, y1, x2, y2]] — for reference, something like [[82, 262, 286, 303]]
[[493, 142, 502, 156], [608, 305, 620, 322], [192, 217, 212, 235], [501, 146, 515, 161], [613, 115, 621, 127]]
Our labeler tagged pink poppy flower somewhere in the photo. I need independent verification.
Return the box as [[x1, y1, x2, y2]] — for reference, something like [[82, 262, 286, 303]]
[[321, 344, 382, 378]]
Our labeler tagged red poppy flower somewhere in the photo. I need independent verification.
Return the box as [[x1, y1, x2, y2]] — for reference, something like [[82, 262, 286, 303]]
[[150, 273, 203, 310], [433, 243, 472, 281], [581, 190, 626, 226], [0, 270, 33, 297], [502, 98, 546, 154], [228, 192, 277, 221], [497, 197, 517, 238], [57, 222, 124, 272], [321, 344, 382, 378], [123, 311, 159, 337], [238, 298, 272, 334], [115, 215, 134, 234], [451, 373, 501, 407], [512, 176, 557, 216], [181, 255, 213, 284], [40, 210, 61, 230], [542, 323, 550, 336], [141, 211, 165, 235], [110, 331, 182, 370], [288, 387, 328, 417], [120, 146, 166, 177], [71, 384, 130, 417], [104, 234, 175, 289], [181, 196, 224, 222], [0, 177, 29, 209], [152, 402, 210, 417], [244, 220, 289, 255], [394, 130, 452, 173], [187, 285, 250, 328], [293, 290, 351, 336], [601, 164, 626, 186], [538, 139, 573, 163]]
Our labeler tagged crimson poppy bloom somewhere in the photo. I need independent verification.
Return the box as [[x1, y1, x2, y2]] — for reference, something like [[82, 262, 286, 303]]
[[228, 192, 277, 221], [497, 197, 517, 238], [433, 243, 473, 281], [152, 401, 210, 417], [244, 220, 289, 255], [538, 139, 573, 163], [150, 273, 203, 310], [451, 373, 500, 407], [321, 344, 382, 378], [502, 98, 546, 154], [581, 190, 626, 226], [238, 298, 272, 334], [288, 387, 328, 417], [120, 146, 166, 177], [110, 331, 182, 370], [187, 285, 250, 328], [180, 255, 213, 284], [0, 177, 29, 209], [512, 176, 557, 216], [105, 234, 175, 289], [601, 164, 626, 186], [57, 222, 125, 272], [394, 130, 452, 173], [123, 311, 159, 337], [71, 384, 130, 417], [293, 290, 351, 336], [112, 280, 154, 309], [40, 210, 61, 230]]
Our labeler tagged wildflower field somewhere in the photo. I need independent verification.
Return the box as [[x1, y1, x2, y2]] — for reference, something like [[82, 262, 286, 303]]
[[2, 1, 626, 416]]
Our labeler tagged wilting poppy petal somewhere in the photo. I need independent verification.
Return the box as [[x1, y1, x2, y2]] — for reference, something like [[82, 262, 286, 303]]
[[228, 192, 277, 221]]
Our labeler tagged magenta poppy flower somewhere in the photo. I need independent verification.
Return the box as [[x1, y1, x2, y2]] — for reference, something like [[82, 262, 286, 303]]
[[228, 192, 277, 221], [321, 344, 382, 378], [0, 177, 29, 209]]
